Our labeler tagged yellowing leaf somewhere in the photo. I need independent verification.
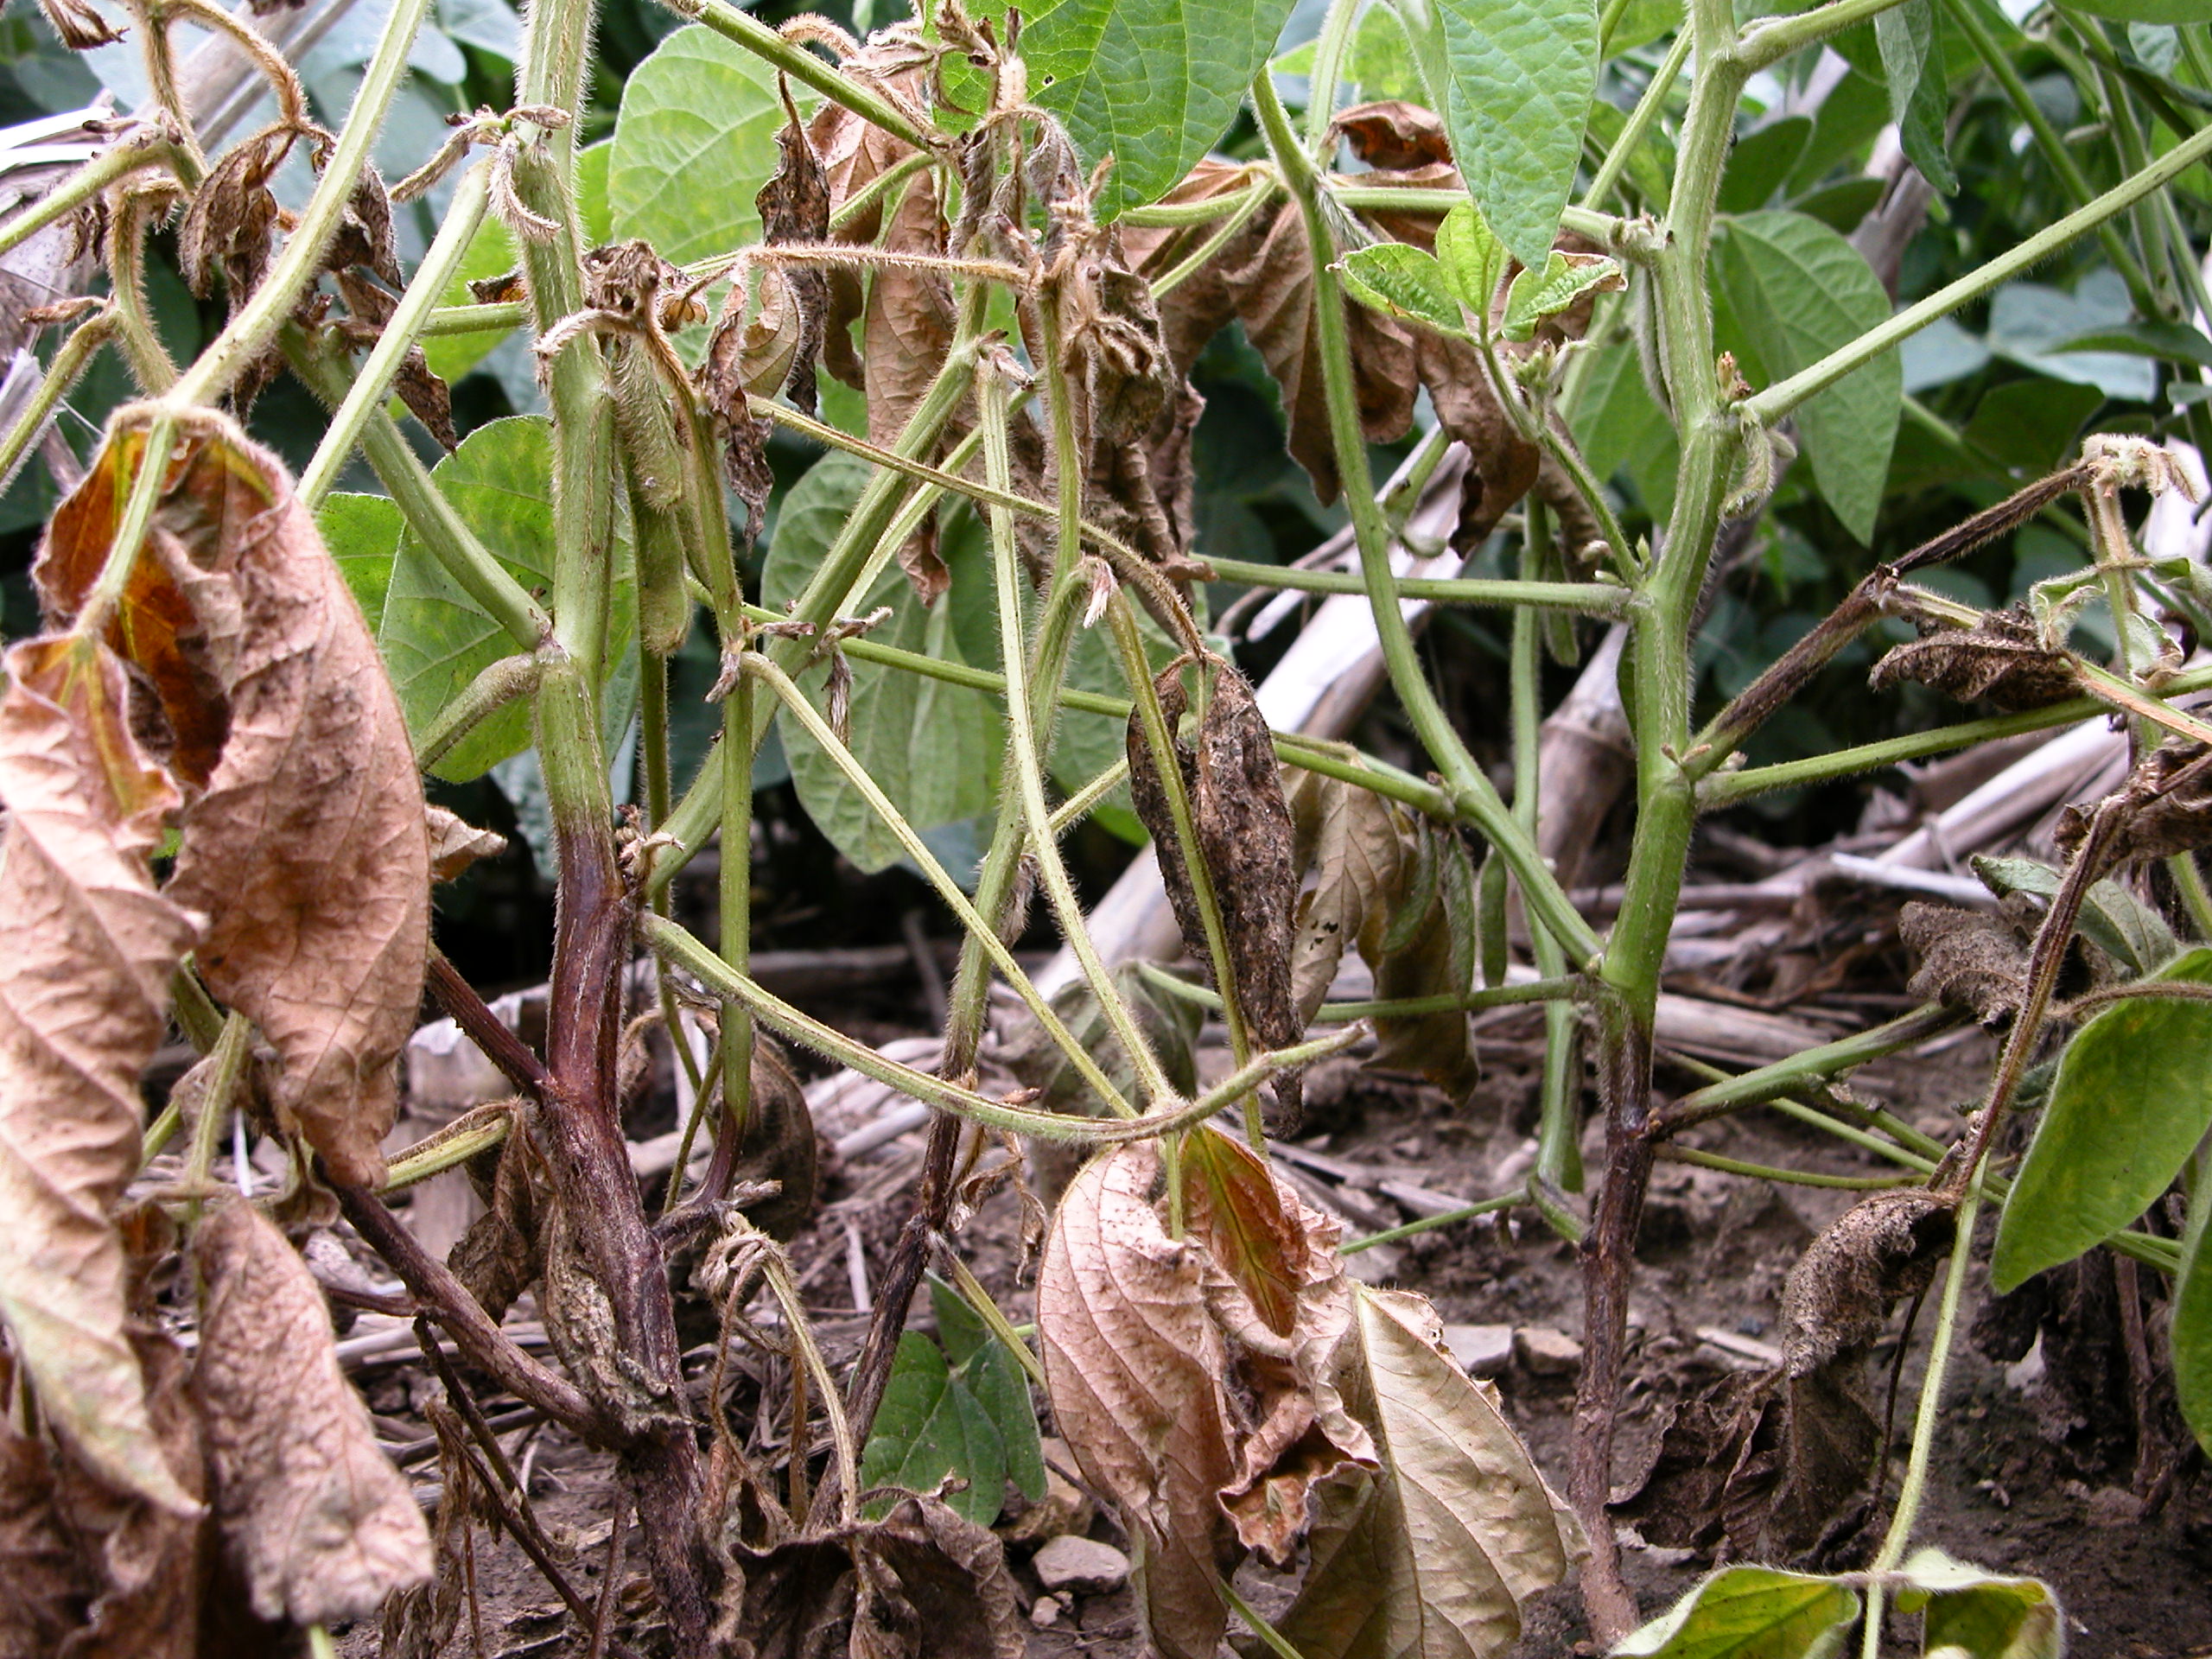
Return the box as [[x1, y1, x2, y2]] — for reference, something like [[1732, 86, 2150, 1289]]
[[0, 636, 199, 1513], [1267, 1286, 1580, 1659]]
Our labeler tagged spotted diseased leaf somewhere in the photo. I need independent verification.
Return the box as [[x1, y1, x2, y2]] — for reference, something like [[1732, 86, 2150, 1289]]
[[1037, 1141, 1372, 1659], [1970, 855, 2178, 977], [0, 635, 199, 1512], [1262, 1286, 1580, 1659], [1125, 657, 1304, 1129], [39, 413, 430, 1188], [1869, 606, 2078, 712], [194, 1198, 432, 1623]]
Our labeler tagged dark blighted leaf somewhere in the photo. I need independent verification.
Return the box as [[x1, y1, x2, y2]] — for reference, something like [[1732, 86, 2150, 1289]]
[[1869, 606, 2076, 712], [1993, 947, 2212, 1291], [1899, 901, 2029, 1027]]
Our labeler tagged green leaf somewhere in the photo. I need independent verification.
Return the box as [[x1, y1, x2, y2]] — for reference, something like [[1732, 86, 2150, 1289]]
[[1874, 0, 1957, 195], [1273, 3, 1426, 102], [1501, 250, 1625, 341], [1718, 117, 1813, 214], [1992, 946, 2212, 1293], [608, 25, 791, 265], [317, 492, 402, 630], [2174, 1159, 2212, 1454], [1612, 1565, 1859, 1659], [987, 0, 1299, 219], [378, 416, 637, 782], [1570, 335, 1678, 517], [928, 1272, 990, 1367], [1387, 0, 1601, 270], [1892, 1549, 2062, 1659], [965, 1339, 1046, 1503], [2050, 317, 2212, 372], [858, 1332, 1009, 1527], [2056, 0, 2212, 23], [760, 455, 1002, 874], [1436, 201, 1510, 319], [1968, 855, 2179, 976], [1335, 243, 1469, 335], [1713, 210, 1901, 543]]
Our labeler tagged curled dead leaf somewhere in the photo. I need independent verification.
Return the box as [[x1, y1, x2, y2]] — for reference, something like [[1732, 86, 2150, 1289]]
[[1125, 658, 1304, 1130], [39, 412, 431, 1187], [1869, 606, 2079, 712], [425, 804, 507, 881], [193, 1197, 432, 1624], [1899, 901, 2031, 1027], [754, 80, 830, 415], [2056, 741, 2212, 867], [0, 634, 200, 1511]]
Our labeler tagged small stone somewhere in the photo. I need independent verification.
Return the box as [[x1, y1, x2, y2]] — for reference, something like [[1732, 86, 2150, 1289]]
[[1032, 1535, 1131, 1596], [1441, 1323, 1515, 1375], [1515, 1326, 1583, 1376], [1029, 1595, 1063, 1629]]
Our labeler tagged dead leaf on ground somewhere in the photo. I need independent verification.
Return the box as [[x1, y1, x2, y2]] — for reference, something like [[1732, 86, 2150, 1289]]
[[0, 634, 200, 1512], [715, 1490, 1026, 1659], [38, 412, 431, 1187], [193, 1197, 433, 1624], [1618, 1191, 1955, 1564], [1260, 1285, 1580, 1659], [1126, 658, 1304, 1130]]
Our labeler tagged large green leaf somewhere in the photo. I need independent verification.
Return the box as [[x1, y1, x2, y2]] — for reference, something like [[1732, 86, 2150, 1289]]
[[1001, 0, 1299, 220], [1388, 0, 1601, 270], [2057, 0, 2212, 22], [608, 26, 790, 265], [379, 416, 637, 782], [1874, 0, 1956, 195], [2175, 1161, 2212, 1454], [1992, 946, 2212, 1293], [1892, 1549, 2063, 1659], [1713, 210, 1900, 543], [760, 455, 1001, 874], [1612, 1565, 1859, 1659]]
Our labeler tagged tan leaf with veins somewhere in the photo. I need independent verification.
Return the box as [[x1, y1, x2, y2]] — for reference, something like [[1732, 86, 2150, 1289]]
[[1267, 1287, 1580, 1659], [0, 636, 200, 1512], [1037, 1142, 1241, 1659], [39, 414, 430, 1187], [194, 1197, 432, 1624]]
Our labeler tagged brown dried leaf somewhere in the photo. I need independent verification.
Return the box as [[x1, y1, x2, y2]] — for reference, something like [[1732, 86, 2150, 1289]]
[[425, 803, 506, 880], [719, 1491, 1026, 1659], [193, 1197, 432, 1623], [1039, 1141, 1372, 1656], [1417, 332, 1543, 556], [1332, 101, 1455, 171], [35, 0, 124, 47], [1869, 606, 2079, 712], [1262, 1286, 1578, 1659], [1038, 1142, 1242, 1659], [0, 634, 199, 1511], [2055, 741, 2212, 866], [1125, 658, 1303, 1129], [0, 1427, 97, 1649], [177, 124, 292, 306], [40, 413, 432, 1187], [1900, 901, 2030, 1027], [726, 1032, 818, 1243], [1782, 1190, 1955, 1375], [755, 81, 830, 415]]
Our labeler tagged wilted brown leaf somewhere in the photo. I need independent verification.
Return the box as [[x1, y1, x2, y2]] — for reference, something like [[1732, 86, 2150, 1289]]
[[1263, 1286, 1579, 1659], [755, 80, 830, 416], [1039, 1141, 1373, 1658], [176, 124, 292, 307], [1287, 771, 1481, 1102], [1126, 658, 1304, 1130], [2056, 740, 2212, 867], [193, 1197, 432, 1624], [1869, 606, 2078, 712], [0, 1427, 96, 1649], [717, 1491, 1026, 1659], [40, 413, 432, 1187], [0, 634, 199, 1511], [35, 0, 122, 46], [1900, 901, 2030, 1027], [425, 804, 506, 881], [726, 1032, 818, 1243]]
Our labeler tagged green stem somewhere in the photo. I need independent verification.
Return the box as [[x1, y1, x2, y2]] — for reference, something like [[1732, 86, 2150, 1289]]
[[1580, 28, 1694, 213], [1201, 556, 1631, 613], [0, 132, 179, 263], [1326, 184, 1626, 248], [0, 309, 114, 489], [1344, 1191, 1525, 1254], [168, 0, 435, 407], [1302, 0, 1363, 149], [1662, 1003, 1964, 1127], [1152, 181, 1278, 300], [1738, 0, 1915, 70], [1251, 67, 1602, 969], [1657, 1145, 1908, 1189], [656, 0, 932, 148], [937, 1252, 1047, 1389], [1745, 116, 2212, 424], [299, 159, 492, 506], [1137, 961, 1579, 1022]]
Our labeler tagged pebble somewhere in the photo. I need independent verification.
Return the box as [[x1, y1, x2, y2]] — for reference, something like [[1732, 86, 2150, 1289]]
[[1441, 1323, 1515, 1375], [1032, 1535, 1132, 1596], [1030, 1595, 1063, 1629], [1515, 1326, 1584, 1375]]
